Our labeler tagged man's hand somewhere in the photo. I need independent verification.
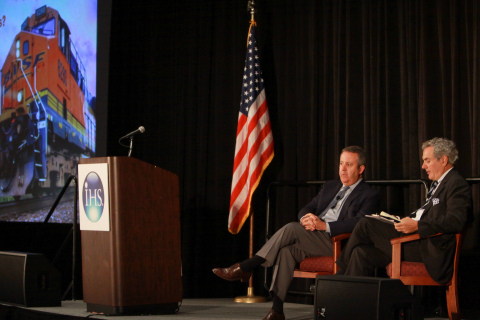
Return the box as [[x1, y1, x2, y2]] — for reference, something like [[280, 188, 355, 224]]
[[394, 217, 418, 234], [300, 213, 327, 231]]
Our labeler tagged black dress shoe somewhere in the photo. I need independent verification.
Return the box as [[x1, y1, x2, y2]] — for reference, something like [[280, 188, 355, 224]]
[[263, 309, 285, 320], [212, 263, 252, 282]]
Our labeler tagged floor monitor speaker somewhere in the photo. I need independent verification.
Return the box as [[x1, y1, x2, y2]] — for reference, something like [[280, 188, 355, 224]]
[[314, 275, 423, 320], [0, 251, 61, 307]]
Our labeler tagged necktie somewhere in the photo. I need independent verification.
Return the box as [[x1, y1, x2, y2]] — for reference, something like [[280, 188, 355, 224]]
[[317, 186, 350, 219], [410, 181, 438, 218], [426, 180, 438, 200], [331, 186, 350, 209]]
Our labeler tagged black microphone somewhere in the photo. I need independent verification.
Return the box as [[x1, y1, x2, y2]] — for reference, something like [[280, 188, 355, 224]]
[[120, 126, 145, 140]]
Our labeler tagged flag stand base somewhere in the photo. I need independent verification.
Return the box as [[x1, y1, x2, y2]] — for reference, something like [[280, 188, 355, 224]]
[[233, 212, 266, 303], [234, 286, 266, 303]]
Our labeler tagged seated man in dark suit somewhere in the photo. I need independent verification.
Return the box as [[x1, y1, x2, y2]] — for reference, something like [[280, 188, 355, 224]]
[[336, 137, 472, 285], [213, 146, 381, 320]]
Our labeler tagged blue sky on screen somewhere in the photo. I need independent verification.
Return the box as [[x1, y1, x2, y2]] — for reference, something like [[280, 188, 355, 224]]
[[0, 0, 97, 96]]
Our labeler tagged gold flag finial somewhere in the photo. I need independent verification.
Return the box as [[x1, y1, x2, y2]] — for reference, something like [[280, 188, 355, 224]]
[[247, 0, 255, 22]]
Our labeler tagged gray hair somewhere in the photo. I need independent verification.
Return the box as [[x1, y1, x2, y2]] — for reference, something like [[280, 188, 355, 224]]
[[342, 146, 366, 167], [422, 137, 459, 165]]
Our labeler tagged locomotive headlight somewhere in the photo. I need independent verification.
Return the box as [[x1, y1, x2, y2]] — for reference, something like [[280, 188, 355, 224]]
[[17, 91, 23, 102]]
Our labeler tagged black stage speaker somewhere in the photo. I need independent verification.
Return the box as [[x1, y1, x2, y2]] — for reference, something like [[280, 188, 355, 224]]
[[314, 275, 423, 320], [0, 251, 61, 307]]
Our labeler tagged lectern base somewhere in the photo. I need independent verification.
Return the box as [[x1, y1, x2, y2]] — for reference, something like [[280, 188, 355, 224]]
[[86, 302, 180, 316]]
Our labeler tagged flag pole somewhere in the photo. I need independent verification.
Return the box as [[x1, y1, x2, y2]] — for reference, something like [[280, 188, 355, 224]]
[[234, 210, 266, 303], [234, 0, 266, 304]]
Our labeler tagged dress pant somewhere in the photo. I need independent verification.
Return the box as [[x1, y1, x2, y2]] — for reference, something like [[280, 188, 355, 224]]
[[336, 218, 423, 276], [256, 222, 333, 300]]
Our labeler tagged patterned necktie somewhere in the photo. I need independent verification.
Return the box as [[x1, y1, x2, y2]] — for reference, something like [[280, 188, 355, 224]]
[[331, 186, 350, 209], [410, 181, 438, 218], [426, 180, 438, 200]]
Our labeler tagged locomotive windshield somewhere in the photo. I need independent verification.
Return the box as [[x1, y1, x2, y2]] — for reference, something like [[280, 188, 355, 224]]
[[30, 18, 55, 36]]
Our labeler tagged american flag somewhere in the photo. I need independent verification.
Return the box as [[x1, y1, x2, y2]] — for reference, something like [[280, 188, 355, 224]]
[[228, 23, 274, 234]]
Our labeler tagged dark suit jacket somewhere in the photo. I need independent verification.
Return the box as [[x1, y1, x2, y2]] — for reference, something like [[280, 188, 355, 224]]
[[417, 169, 472, 284], [297, 179, 381, 237]]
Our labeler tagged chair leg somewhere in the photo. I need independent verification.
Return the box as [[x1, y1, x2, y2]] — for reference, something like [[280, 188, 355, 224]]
[[446, 285, 461, 320]]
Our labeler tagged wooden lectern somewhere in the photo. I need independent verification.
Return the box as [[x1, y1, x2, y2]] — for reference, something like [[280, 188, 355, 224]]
[[79, 157, 182, 315]]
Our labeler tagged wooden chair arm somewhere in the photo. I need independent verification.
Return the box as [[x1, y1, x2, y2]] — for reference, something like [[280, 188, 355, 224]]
[[332, 233, 351, 273], [390, 232, 444, 278], [331, 233, 352, 243], [390, 233, 421, 245], [390, 232, 444, 245]]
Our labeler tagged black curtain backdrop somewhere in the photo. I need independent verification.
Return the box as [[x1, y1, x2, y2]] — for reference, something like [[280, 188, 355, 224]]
[[105, 0, 479, 298]]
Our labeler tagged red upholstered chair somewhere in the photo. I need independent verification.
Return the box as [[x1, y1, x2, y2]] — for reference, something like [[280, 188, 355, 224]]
[[293, 233, 351, 278], [386, 233, 463, 320]]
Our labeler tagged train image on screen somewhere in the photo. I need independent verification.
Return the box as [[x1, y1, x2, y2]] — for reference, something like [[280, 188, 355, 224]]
[[0, 5, 96, 199]]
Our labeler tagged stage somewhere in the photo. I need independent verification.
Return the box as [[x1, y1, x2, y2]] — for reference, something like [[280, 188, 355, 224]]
[[1, 299, 309, 320], [1, 298, 479, 320]]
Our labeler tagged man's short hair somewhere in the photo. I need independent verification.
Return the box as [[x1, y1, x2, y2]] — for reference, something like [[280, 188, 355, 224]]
[[422, 137, 459, 165], [342, 146, 366, 167]]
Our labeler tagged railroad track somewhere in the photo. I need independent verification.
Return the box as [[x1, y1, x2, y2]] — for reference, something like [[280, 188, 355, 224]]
[[0, 190, 76, 219]]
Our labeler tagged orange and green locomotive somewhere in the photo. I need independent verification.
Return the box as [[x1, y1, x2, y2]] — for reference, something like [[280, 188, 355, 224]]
[[0, 5, 95, 198]]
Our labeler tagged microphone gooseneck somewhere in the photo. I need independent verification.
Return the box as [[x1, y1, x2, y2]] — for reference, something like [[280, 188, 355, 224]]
[[118, 126, 146, 156]]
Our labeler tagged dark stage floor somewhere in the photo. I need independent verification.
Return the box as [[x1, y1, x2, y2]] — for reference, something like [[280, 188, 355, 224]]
[[1, 298, 480, 320]]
